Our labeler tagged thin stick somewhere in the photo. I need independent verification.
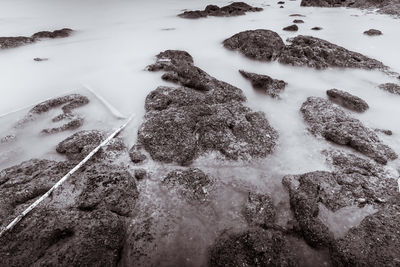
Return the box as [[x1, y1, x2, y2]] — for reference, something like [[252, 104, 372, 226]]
[[0, 114, 135, 238]]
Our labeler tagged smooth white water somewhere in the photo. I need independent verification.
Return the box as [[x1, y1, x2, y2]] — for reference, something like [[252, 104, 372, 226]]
[[1, 0, 399, 265]]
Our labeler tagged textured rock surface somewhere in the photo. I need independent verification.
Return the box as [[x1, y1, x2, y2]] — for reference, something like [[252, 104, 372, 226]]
[[293, 19, 305, 23], [140, 50, 278, 165], [129, 144, 147, 164], [378, 83, 400, 95], [162, 168, 213, 202], [240, 70, 287, 98], [300, 96, 397, 164], [283, 24, 299, 31], [242, 192, 276, 228], [178, 2, 262, 18], [364, 29, 383, 36], [223, 30, 285, 61], [0, 28, 73, 49], [326, 88, 369, 112]]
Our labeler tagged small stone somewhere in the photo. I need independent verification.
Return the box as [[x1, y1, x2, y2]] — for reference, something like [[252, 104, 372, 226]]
[[311, 26, 323, 30], [363, 29, 382, 36], [33, 58, 48, 62], [134, 169, 147, 180], [129, 145, 147, 164], [283, 24, 299, 31], [289, 13, 306, 17], [277, 1, 285, 4], [293, 19, 304, 23]]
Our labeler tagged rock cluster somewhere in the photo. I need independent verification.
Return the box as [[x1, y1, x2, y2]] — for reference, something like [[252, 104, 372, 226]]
[[139, 50, 278, 165], [224, 30, 387, 71], [178, 2, 262, 19], [300, 96, 397, 164], [239, 69, 287, 98], [326, 88, 369, 112], [0, 28, 73, 49]]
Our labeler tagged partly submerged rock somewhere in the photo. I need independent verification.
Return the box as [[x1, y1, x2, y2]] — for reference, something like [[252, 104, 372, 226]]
[[178, 2, 262, 19], [300, 96, 397, 164], [31, 28, 73, 40], [293, 19, 305, 23], [378, 82, 400, 95], [242, 192, 276, 228], [283, 24, 299, 31], [326, 88, 369, 112], [162, 168, 213, 202], [141, 50, 278, 165], [223, 30, 285, 61], [311, 26, 323, 30], [290, 13, 306, 17], [363, 29, 382, 36], [129, 144, 147, 164], [239, 69, 287, 98]]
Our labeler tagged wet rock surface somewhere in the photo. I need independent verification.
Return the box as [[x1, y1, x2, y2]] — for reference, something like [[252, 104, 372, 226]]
[[239, 69, 287, 98], [178, 2, 262, 19], [293, 19, 305, 23], [224, 30, 387, 70], [364, 29, 383, 36], [326, 88, 369, 112], [378, 82, 400, 95], [140, 50, 278, 165], [0, 28, 73, 49], [129, 144, 147, 164], [242, 192, 276, 228], [283, 24, 299, 31], [223, 30, 285, 61], [300, 96, 397, 164]]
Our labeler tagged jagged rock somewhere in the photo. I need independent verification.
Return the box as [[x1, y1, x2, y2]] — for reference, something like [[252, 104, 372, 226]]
[[300, 97, 397, 164], [129, 145, 147, 164], [0, 28, 73, 50], [330, 196, 400, 266], [242, 192, 276, 227], [223, 30, 285, 61], [56, 130, 126, 161], [364, 29, 382, 36], [239, 70, 287, 98], [378, 83, 400, 95], [141, 50, 278, 165], [311, 26, 323, 30], [178, 2, 262, 18], [293, 19, 305, 23], [279, 35, 387, 70], [283, 24, 299, 31], [134, 168, 148, 180], [162, 168, 213, 202], [326, 88, 369, 112]]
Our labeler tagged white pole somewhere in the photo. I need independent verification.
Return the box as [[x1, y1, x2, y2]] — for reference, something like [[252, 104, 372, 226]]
[[0, 114, 135, 238]]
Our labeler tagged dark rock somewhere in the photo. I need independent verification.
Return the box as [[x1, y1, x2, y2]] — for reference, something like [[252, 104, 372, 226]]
[[363, 29, 382, 36], [129, 145, 147, 164], [178, 2, 263, 19], [283, 24, 299, 31], [33, 57, 49, 61], [56, 130, 126, 161], [279, 35, 387, 70], [162, 168, 213, 202], [293, 19, 305, 23], [280, 5, 285, 8], [378, 83, 400, 95], [243, 192, 276, 227], [134, 168, 147, 180], [0, 36, 34, 49], [300, 97, 397, 164], [141, 50, 278, 165], [290, 13, 306, 16], [239, 69, 287, 98], [31, 28, 73, 40], [278, 1, 285, 3], [311, 26, 323, 30], [326, 88, 369, 112], [223, 30, 285, 61]]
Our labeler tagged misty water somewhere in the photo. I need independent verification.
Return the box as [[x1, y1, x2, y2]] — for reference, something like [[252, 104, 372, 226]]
[[1, 0, 400, 266]]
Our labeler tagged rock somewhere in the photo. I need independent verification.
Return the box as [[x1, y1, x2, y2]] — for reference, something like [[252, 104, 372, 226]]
[[162, 168, 213, 202], [134, 168, 147, 180], [279, 35, 387, 70], [278, 1, 285, 4], [178, 2, 263, 18], [283, 24, 299, 31], [42, 116, 84, 134], [239, 69, 287, 98], [56, 130, 126, 161], [330, 196, 400, 266], [0, 28, 72, 50], [375, 128, 393, 136], [141, 50, 278, 165], [33, 57, 49, 61], [31, 28, 73, 40], [280, 5, 285, 8], [378, 83, 400, 95], [290, 13, 306, 16], [129, 145, 147, 164], [242, 192, 276, 228], [223, 30, 285, 61], [363, 29, 382, 36], [326, 88, 369, 112], [300, 97, 397, 164], [311, 26, 323, 30], [293, 19, 305, 23]]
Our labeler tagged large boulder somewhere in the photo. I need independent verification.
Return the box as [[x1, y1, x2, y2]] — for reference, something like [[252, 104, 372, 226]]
[[239, 70, 287, 98], [178, 2, 262, 19], [300, 96, 396, 164], [223, 30, 285, 61], [140, 50, 278, 165]]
